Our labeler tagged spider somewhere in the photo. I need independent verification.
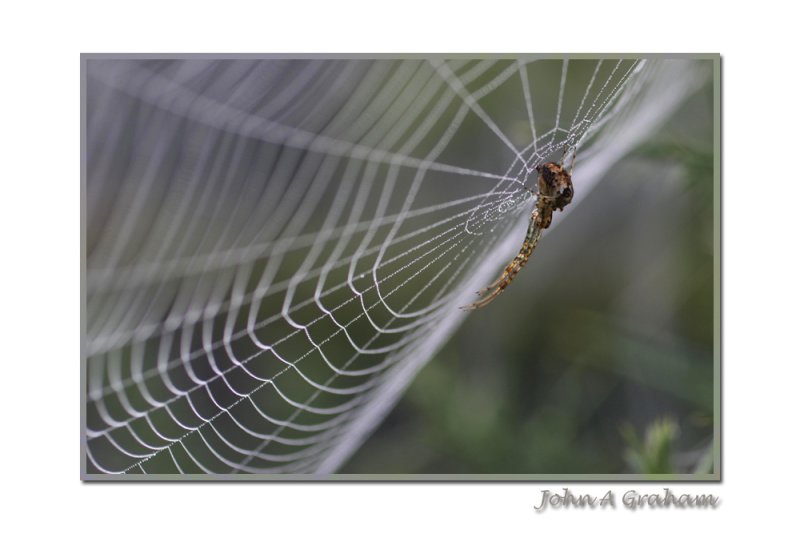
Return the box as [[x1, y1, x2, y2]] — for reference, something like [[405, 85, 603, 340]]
[[461, 146, 576, 310]]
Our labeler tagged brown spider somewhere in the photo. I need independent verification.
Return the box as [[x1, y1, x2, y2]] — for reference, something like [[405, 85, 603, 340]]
[[461, 146, 576, 310]]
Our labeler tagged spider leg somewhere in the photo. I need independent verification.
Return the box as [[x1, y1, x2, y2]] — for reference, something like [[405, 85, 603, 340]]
[[569, 144, 578, 175], [462, 215, 543, 310], [559, 144, 568, 166], [476, 213, 540, 294], [470, 188, 535, 297], [463, 254, 530, 309], [461, 285, 505, 310], [475, 256, 523, 296]]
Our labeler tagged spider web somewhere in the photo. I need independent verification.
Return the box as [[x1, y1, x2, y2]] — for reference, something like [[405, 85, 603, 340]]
[[84, 57, 708, 475]]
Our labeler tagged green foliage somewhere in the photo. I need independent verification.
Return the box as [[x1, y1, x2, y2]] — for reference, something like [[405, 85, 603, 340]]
[[621, 418, 680, 475]]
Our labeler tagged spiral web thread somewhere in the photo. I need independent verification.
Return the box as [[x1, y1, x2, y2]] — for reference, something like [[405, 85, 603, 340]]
[[84, 57, 708, 475]]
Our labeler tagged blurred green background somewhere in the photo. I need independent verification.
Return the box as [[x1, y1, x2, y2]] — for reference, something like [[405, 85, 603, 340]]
[[343, 76, 715, 476]]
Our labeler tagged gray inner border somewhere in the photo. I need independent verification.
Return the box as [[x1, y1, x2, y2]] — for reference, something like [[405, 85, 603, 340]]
[[80, 53, 721, 482]]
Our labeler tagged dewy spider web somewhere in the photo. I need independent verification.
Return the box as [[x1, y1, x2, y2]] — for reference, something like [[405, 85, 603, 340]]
[[84, 57, 708, 475]]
